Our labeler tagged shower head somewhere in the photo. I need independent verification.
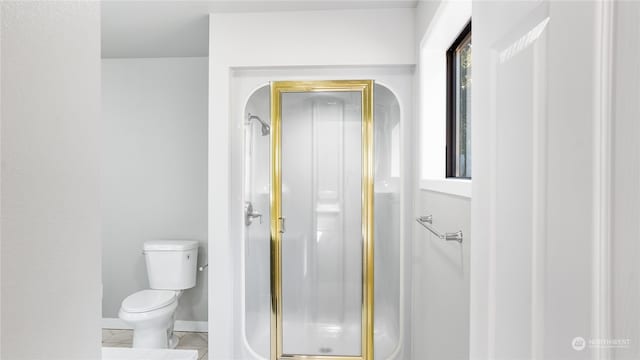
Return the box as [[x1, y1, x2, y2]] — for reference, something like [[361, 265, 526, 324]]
[[247, 113, 270, 136]]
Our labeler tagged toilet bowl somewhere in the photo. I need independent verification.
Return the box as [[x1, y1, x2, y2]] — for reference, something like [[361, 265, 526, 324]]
[[118, 240, 199, 349], [119, 289, 180, 348]]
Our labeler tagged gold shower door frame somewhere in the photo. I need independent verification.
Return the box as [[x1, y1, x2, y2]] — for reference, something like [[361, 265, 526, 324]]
[[269, 80, 374, 360]]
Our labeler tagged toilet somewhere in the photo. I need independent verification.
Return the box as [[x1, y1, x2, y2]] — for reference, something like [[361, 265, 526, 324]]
[[118, 240, 199, 349]]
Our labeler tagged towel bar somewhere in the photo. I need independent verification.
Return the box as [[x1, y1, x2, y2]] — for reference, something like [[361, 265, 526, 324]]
[[416, 215, 463, 243]]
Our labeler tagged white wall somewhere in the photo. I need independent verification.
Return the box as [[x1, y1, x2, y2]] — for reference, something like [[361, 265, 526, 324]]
[[209, 8, 415, 359], [210, 9, 415, 68], [413, 191, 470, 360], [1, 2, 101, 359], [412, 2, 472, 360], [0, 5, 3, 354], [414, 0, 441, 46], [101, 57, 208, 323], [611, 2, 640, 359]]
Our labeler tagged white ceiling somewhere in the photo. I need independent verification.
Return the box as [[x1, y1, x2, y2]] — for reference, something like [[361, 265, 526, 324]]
[[101, 0, 419, 58]]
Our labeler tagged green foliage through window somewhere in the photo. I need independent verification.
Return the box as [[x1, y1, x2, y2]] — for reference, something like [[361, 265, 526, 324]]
[[447, 21, 472, 179]]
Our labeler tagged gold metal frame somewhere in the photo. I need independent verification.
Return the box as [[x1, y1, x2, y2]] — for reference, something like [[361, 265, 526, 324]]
[[270, 80, 374, 360]]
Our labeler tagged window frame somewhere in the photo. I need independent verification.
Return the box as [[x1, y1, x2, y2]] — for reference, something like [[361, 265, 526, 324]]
[[446, 20, 472, 179]]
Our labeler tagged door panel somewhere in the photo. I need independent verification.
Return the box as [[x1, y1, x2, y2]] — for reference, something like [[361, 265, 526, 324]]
[[270, 80, 374, 360]]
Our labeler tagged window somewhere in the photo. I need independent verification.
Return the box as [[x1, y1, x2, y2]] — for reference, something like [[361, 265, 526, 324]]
[[446, 21, 472, 178]]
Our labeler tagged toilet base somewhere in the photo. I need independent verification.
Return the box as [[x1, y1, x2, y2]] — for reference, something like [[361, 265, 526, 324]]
[[132, 327, 171, 349], [129, 323, 178, 349]]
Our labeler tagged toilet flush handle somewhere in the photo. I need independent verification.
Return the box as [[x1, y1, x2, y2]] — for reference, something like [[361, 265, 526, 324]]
[[198, 264, 208, 272]]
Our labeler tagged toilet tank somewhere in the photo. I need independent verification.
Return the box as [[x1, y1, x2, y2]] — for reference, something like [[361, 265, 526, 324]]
[[143, 240, 199, 290]]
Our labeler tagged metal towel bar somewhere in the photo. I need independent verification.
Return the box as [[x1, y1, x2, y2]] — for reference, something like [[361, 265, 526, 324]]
[[416, 215, 463, 243]]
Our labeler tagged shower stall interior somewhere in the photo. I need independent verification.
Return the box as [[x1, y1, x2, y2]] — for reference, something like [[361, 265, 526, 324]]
[[237, 72, 410, 360]]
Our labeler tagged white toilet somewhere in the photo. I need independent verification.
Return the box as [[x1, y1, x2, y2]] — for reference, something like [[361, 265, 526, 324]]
[[119, 240, 199, 349]]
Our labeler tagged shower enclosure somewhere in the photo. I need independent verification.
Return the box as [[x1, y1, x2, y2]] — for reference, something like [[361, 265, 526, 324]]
[[242, 77, 404, 360]]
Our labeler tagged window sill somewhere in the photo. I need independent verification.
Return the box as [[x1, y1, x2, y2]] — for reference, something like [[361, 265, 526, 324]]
[[420, 178, 472, 198]]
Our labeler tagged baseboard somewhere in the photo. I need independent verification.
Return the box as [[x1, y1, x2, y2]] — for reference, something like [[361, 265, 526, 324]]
[[103, 318, 131, 330], [103, 318, 208, 333], [103, 347, 199, 360]]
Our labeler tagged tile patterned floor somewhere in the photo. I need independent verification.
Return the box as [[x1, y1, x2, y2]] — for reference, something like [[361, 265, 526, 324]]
[[102, 329, 208, 360]]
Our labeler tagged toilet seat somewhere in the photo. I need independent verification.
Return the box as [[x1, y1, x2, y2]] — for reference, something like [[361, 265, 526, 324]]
[[121, 289, 177, 313]]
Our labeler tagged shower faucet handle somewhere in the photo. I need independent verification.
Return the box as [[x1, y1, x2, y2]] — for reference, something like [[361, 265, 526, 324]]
[[252, 213, 263, 224], [244, 201, 263, 226]]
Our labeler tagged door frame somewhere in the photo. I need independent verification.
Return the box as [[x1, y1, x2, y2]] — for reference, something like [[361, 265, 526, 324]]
[[269, 80, 375, 360]]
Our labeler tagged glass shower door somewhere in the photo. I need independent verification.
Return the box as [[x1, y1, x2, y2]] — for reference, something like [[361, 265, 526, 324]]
[[270, 81, 374, 360]]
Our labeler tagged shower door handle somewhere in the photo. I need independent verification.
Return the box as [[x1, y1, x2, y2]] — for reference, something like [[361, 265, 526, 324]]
[[279, 216, 286, 234]]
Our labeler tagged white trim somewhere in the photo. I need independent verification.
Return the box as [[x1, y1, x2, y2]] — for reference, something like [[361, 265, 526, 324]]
[[102, 318, 209, 333], [530, 7, 549, 358], [486, 42, 498, 360], [591, 1, 613, 360], [419, 178, 471, 198]]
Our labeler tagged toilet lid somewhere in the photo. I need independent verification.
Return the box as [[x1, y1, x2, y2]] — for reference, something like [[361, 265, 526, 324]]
[[122, 290, 177, 313]]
